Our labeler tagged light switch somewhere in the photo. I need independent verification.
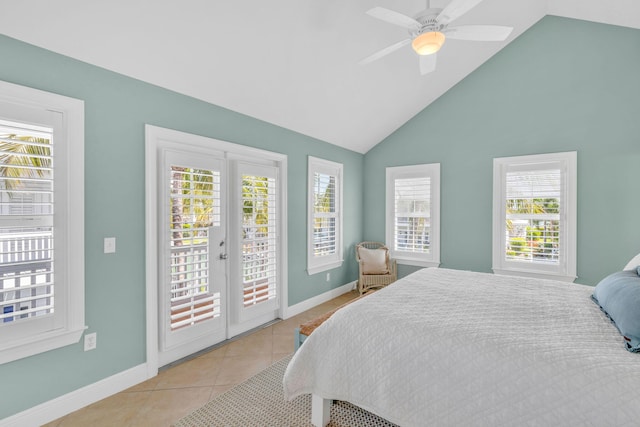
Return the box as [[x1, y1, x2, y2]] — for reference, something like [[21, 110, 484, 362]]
[[104, 237, 116, 254]]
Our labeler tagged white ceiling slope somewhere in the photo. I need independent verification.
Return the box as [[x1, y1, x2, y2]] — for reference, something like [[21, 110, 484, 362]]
[[1, 0, 638, 154]]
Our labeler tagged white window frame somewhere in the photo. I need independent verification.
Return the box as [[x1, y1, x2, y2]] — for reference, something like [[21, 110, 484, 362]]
[[385, 163, 441, 267], [492, 151, 577, 282], [0, 80, 85, 365], [307, 156, 343, 275]]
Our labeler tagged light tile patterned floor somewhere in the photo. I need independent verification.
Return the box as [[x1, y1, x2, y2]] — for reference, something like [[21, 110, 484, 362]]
[[43, 290, 359, 427]]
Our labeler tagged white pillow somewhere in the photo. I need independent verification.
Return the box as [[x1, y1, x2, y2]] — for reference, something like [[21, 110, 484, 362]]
[[358, 247, 389, 274], [624, 253, 640, 271]]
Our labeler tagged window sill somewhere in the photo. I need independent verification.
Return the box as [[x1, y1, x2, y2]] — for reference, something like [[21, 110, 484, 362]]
[[307, 260, 343, 276], [0, 325, 87, 365], [493, 268, 576, 283], [396, 258, 440, 268]]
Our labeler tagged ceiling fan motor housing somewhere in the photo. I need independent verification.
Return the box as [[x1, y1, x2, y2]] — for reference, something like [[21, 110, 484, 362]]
[[410, 9, 445, 38]]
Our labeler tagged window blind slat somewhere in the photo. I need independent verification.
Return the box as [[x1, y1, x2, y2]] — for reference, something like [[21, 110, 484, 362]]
[[170, 295, 217, 313], [171, 311, 216, 329]]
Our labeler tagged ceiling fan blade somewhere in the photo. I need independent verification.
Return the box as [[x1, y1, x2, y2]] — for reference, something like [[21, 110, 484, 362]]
[[437, 0, 484, 25], [359, 38, 412, 65], [419, 54, 437, 75], [445, 25, 513, 41], [366, 7, 421, 31]]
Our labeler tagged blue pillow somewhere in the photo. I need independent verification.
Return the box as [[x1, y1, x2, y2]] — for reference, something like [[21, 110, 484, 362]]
[[592, 270, 640, 352]]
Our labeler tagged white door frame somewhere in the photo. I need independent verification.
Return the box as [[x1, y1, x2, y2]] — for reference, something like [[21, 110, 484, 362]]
[[144, 125, 288, 374]]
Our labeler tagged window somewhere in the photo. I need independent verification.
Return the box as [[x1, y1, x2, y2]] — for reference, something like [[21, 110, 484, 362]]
[[386, 163, 440, 267], [0, 80, 84, 364], [307, 156, 342, 275], [492, 151, 577, 281]]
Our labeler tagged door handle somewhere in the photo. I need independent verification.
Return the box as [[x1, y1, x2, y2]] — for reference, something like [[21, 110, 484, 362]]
[[219, 253, 228, 260]]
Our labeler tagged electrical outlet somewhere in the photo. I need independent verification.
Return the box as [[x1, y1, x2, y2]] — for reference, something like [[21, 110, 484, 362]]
[[84, 332, 97, 351], [104, 237, 116, 254]]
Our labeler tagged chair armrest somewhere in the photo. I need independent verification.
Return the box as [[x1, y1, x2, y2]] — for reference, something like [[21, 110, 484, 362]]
[[389, 258, 397, 279]]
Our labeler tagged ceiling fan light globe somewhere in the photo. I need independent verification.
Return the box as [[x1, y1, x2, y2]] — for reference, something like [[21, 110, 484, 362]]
[[412, 31, 446, 55]]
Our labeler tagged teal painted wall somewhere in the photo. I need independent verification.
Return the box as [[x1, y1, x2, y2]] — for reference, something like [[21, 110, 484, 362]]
[[364, 16, 640, 283], [0, 35, 363, 419]]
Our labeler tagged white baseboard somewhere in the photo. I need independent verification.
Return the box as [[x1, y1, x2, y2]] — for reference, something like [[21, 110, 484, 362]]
[[282, 281, 356, 319], [2, 283, 355, 426], [1, 363, 149, 427]]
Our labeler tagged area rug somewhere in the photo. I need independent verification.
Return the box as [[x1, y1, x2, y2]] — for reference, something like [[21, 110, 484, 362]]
[[173, 354, 398, 427]]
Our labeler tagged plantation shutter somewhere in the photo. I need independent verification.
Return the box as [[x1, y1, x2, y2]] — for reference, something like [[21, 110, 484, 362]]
[[169, 166, 221, 331], [393, 176, 431, 254], [241, 174, 277, 307], [504, 167, 561, 264], [313, 172, 337, 257], [0, 123, 55, 325]]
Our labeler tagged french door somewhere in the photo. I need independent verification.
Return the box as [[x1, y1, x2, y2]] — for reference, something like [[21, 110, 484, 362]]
[[148, 127, 285, 367], [228, 161, 280, 337], [157, 150, 227, 365]]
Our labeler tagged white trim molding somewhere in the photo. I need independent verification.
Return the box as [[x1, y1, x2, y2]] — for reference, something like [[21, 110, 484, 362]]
[[0, 79, 85, 365], [492, 151, 577, 282], [385, 163, 441, 268], [145, 124, 289, 372], [307, 156, 343, 275]]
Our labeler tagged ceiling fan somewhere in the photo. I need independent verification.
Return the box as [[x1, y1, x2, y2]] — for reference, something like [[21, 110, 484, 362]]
[[359, 0, 513, 75]]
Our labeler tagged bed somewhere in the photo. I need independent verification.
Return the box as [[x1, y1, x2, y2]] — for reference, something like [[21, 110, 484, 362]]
[[283, 267, 640, 426]]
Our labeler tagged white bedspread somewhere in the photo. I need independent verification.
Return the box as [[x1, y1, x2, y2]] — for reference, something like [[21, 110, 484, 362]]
[[283, 268, 640, 426]]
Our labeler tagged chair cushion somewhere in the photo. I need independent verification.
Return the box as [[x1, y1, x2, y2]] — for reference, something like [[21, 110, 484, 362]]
[[359, 247, 389, 274]]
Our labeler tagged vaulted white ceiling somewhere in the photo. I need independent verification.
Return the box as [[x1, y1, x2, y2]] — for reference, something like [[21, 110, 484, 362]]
[[1, 0, 639, 153]]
